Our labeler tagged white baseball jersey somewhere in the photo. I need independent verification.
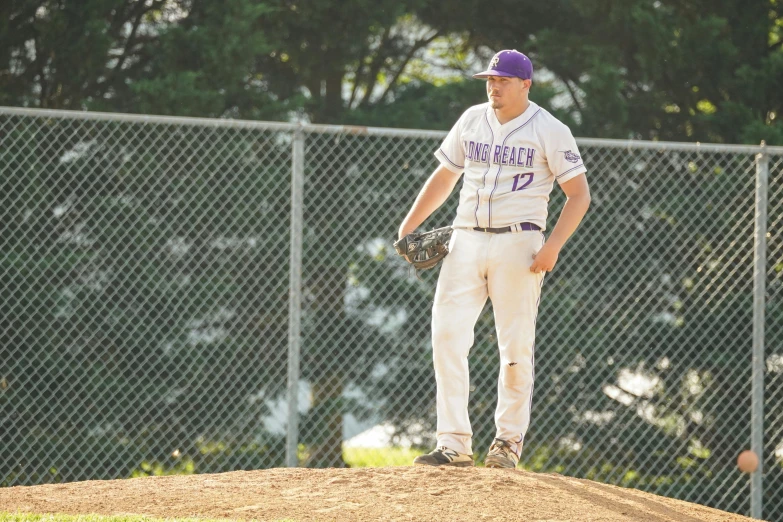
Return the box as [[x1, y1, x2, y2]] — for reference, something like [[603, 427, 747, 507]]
[[434, 101, 586, 231]]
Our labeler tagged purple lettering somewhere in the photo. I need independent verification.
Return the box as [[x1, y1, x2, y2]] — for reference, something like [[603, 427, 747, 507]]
[[501, 146, 510, 164], [508, 147, 517, 166], [517, 147, 526, 165], [526, 148, 535, 167], [468, 141, 476, 160], [481, 144, 489, 163], [494, 145, 501, 164]]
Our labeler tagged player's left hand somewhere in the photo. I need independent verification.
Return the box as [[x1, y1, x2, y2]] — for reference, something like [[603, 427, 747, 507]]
[[530, 242, 560, 273]]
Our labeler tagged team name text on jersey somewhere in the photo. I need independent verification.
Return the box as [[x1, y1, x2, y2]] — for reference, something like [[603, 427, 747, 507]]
[[463, 141, 536, 167]]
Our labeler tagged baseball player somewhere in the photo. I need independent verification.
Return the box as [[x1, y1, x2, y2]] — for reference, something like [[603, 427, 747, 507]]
[[398, 50, 591, 468]]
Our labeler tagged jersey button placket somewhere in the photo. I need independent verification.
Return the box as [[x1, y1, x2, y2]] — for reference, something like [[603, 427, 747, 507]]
[[487, 127, 506, 229], [482, 128, 501, 229]]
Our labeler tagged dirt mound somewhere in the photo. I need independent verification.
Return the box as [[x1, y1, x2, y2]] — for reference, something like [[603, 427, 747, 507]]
[[0, 466, 760, 522]]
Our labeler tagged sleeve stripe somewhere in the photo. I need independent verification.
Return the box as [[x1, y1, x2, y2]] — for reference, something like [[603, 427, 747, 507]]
[[556, 164, 585, 178], [438, 149, 464, 170]]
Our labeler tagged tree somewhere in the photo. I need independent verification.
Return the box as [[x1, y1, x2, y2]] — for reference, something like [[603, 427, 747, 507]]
[[0, 0, 286, 120], [417, 0, 783, 144], [0, 108, 295, 484], [255, 1, 445, 124]]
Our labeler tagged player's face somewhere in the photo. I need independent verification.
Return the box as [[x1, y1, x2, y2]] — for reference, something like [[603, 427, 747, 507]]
[[486, 76, 530, 110]]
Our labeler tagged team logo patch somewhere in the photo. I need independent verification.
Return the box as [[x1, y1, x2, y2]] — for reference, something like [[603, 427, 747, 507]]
[[408, 242, 418, 253], [490, 55, 500, 68], [562, 150, 581, 163]]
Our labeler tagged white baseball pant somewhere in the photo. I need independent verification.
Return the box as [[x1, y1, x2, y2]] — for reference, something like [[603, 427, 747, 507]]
[[431, 227, 545, 456]]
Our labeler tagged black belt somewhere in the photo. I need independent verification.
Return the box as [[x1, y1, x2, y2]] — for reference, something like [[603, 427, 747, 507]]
[[473, 222, 541, 233]]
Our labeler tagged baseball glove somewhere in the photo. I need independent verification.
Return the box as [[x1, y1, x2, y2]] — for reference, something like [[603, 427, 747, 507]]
[[394, 226, 454, 271]]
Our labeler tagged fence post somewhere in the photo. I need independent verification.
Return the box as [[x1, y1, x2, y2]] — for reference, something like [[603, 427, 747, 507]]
[[286, 127, 305, 467], [751, 141, 769, 519]]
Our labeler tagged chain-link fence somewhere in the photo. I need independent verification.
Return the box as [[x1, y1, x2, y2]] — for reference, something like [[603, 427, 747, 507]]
[[1, 107, 781, 520]]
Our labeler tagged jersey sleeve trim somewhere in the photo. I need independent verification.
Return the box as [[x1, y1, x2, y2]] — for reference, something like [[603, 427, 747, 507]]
[[434, 149, 464, 173], [556, 164, 586, 184], [556, 164, 585, 178]]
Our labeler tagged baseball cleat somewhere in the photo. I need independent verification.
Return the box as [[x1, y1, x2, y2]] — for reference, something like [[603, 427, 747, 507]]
[[485, 438, 519, 468], [413, 446, 474, 467]]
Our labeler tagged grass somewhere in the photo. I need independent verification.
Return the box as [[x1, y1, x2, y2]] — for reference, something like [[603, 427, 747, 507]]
[[343, 445, 425, 467]]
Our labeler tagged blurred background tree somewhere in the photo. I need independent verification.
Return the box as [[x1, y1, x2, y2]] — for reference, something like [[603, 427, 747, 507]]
[[3, 0, 780, 141]]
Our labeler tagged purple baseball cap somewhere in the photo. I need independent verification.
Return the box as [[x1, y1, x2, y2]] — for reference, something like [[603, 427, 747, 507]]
[[473, 50, 533, 80]]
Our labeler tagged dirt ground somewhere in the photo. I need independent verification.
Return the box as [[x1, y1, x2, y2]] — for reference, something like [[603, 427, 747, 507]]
[[0, 466, 762, 522]]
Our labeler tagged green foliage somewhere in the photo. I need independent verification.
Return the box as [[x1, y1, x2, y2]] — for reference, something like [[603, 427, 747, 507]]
[[2, 0, 782, 139], [0, 117, 289, 484], [130, 438, 285, 478], [341, 81, 485, 130], [115, 2, 283, 120], [0, 1, 285, 120], [435, 0, 783, 143], [342, 446, 425, 467]]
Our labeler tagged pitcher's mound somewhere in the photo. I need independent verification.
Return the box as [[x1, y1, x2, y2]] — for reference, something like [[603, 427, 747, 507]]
[[0, 466, 760, 522]]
